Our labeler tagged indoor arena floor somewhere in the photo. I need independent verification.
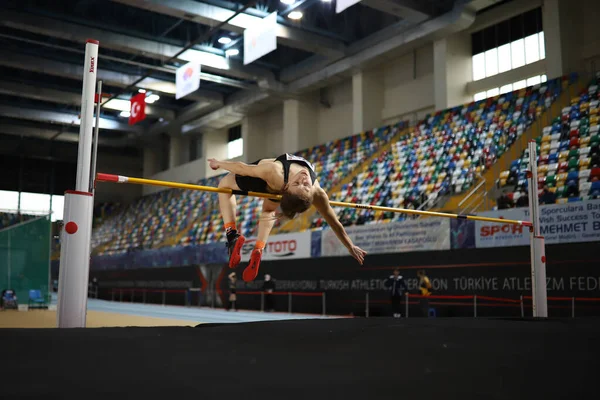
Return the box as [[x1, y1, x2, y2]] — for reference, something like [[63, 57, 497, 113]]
[[0, 295, 338, 328], [1, 317, 598, 399]]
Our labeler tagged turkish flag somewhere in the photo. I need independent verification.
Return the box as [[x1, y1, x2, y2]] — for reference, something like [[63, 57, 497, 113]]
[[129, 93, 146, 125]]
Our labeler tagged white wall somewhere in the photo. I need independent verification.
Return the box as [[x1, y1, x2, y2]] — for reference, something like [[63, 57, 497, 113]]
[[434, 30, 473, 110], [382, 44, 435, 125], [316, 79, 353, 144], [580, 0, 600, 70], [95, 150, 143, 205], [245, 104, 284, 161], [169, 136, 190, 169], [467, 0, 542, 34], [143, 157, 207, 196], [353, 68, 385, 134], [141, 128, 246, 195], [283, 97, 319, 153]]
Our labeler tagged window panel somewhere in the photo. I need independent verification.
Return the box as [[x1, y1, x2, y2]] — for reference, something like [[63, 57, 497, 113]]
[[0, 190, 19, 211], [487, 87, 500, 98], [19, 192, 50, 215], [485, 48, 498, 77], [541, 74, 547, 83], [527, 75, 541, 87], [472, 53, 486, 81], [513, 80, 527, 91], [474, 91, 486, 102], [511, 39, 525, 69], [498, 44, 512, 73], [227, 138, 244, 159], [472, 30, 484, 55], [525, 34, 540, 64], [539, 31, 545, 59], [500, 84, 513, 94], [51, 195, 64, 222]]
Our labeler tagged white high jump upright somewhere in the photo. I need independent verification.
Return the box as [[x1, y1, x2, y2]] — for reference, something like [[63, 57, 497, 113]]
[[526, 140, 548, 318], [57, 39, 99, 328]]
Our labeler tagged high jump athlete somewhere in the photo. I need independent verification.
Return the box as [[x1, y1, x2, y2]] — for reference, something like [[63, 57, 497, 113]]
[[209, 154, 367, 282]]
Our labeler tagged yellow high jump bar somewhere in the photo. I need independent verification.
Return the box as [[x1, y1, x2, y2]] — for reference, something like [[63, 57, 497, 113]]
[[95, 173, 532, 228]]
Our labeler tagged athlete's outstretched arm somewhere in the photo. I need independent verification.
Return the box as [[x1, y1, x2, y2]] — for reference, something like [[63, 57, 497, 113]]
[[208, 158, 274, 178], [312, 186, 367, 265]]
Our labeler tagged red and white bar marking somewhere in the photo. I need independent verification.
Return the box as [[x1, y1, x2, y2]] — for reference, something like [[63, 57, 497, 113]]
[[96, 173, 128, 183]]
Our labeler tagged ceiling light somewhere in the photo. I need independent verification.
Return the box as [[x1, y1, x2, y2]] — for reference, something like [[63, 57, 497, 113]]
[[138, 88, 146, 93], [103, 99, 130, 112], [178, 49, 230, 70], [321, 0, 331, 2], [145, 94, 160, 104], [280, 0, 295, 4], [119, 111, 130, 118], [288, 11, 303, 20], [218, 37, 232, 45], [225, 48, 239, 57]]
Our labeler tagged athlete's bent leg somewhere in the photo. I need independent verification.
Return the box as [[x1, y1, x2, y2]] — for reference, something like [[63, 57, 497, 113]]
[[243, 207, 276, 282], [218, 174, 245, 268]]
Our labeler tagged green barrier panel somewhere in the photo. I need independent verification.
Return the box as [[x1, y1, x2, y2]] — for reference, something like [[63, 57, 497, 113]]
[[0, 215, 51, 306]]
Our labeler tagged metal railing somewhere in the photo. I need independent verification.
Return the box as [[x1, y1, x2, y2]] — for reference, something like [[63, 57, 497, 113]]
[[458, 179, 487, 214], [360, 293, 599, 318]]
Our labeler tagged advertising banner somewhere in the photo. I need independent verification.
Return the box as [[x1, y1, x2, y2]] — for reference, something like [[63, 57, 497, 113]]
[[475, 199, 600, 248], [243, 12, 278, 65], [321, 218, 450, 257], [336, 0, 362, 13], [175, 61, 201, 100], [240, 231, 311, 261]]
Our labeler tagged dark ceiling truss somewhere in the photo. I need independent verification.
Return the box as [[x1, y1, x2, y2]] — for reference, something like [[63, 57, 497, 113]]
[[0, 0, 468, 156]]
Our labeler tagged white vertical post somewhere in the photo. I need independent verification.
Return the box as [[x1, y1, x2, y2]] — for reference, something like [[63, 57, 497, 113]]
[[520, 295, 524, 317], [56, 191, 94, 327], [7, 231, 10, 288], [90, 80, 103, 193], [57, 40, 99, 328], [526, 140, 548, 318], [75, 40, 99, 192]]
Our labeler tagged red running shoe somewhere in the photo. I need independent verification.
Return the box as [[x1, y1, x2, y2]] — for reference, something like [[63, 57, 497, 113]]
[[226, 233, 245, 268], [243, 249, 262, 282]]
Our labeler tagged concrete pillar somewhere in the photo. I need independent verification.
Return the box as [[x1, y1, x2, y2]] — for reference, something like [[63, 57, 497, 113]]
[[143, 146, 158, 177], [202, 129, 229, 178], [543, 0, 597, 78], [179, 136, 191, 164], [283, 97, 318, 153], [243, 115, 263, 163], [352, 69, 384, 134], [433, 31, 472, 110], [169, 136, 183, 169], [542, 0, 563, 79], [283, 99, 301, 153], [241, 117, 250, 163]]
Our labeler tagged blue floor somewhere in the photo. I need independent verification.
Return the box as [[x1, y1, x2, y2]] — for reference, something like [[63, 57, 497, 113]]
[[87, 298, 337, 324], [51, 294, 338, 324]]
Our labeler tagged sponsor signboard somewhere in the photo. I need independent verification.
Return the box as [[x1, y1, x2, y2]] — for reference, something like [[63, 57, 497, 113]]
[[321, 218, 450, 257], [475, 199, 600, 248], [175, 61, 201, 100], [240, 231, 311, 261], [243, 12, 278, 65]]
